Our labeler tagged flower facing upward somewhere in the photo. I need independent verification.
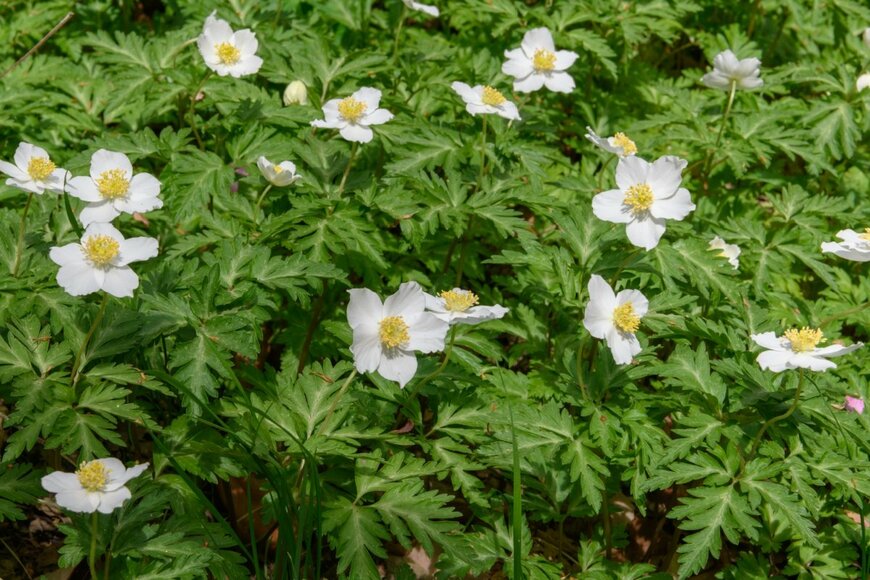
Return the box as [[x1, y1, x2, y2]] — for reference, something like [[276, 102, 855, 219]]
[[41, 458, 149, 513], [256, 156, 301, 187], [65, 149, 163, 227], [709, 236, 741, 269], [451, 82, 521, 120], [592, 155, 695, 250], [701, 49, 763, 90], [49, 223, 158, 297], [197, 12, 263, 78], [751, 328, 863, 372], [347, 282, 449, 387], [821, 229, 870, 262], [0, 142, 69, 195], [585, 127, 638, 157], [424, 288, 509, 325], [501, 28, 578, 93], [311, 87, 394, 143], [402, 0, 439, 17], [583, 275, 648, 366], [845, 395, 865, 414]]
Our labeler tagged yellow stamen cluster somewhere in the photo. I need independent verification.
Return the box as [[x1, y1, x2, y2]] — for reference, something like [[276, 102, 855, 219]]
[[82, 234, 120, 267], [612, 133, 637, 155], [532, 48, 556, 72], [860, 228, 870, 241], [783, 327, 824, 352], [27, 157, 56, 181], [216, 42, 241, 65], [379, 316, 410, 349], [613, 302, 640, 333], [96, 169, 130, 200], [440, 289, 479, 312], [338, 97, 367, 122], [76, 460, 109, 492], [481, 86, 506, 106], [624, 183, 654, 214], [273, 165, 284, 173]]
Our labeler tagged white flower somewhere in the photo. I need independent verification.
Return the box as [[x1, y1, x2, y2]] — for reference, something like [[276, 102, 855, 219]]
[[585, 127, 637, 157], [501, 28, 578, 93], [709, 236, 741, 269], [450, 82, 520, 120], [65, 149, 163, 227], [311, 87, 394, 143], [49, 223, 158, 298], [283, 80, 308, 106], [592, 155, 696, 250], [857, 73, 870, 92], [257, 156, 301, 187], [701, 49, 763, 90], [403, 0, 439, 17], [41, 458, 148, 514], [0, 142, 69, 195], [751, 328, 863, 373], [583, 275, 648, 366], [347, 282, 449, 387], [196, 11, 263, 78], [864, 27, 870, 48], [424, 288, 509, 325], [821, 229, 870, 262]]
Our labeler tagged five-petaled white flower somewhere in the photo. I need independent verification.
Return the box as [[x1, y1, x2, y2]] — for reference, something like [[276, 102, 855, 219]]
[[451, 82, 520, 120], [0, 142, 69, 195], [502, 28, 578, 93], [709, 236, 741, 269], [347, 281, 449, 387], [66, 149, 163, 227], [701, 49, 763, 90], [41, 458, 149, 514], [197, 12, 263, 78], [592, 155, 695, 250], [402, 0, 439, 17], [751, 328, 863, 373], [821, 229, 870, 262], [585, 127, 638, 157], [257, 156, 301, 187], [311, 87, 394, 143], [583, 275, 648, 366], [424, 288, 509, 325], [49, 223, 158, 298]]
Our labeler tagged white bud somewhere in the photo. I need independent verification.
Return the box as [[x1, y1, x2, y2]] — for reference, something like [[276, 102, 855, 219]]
[[283, 80, 308, 106], [864, 27, 870, 48], [857, 72, 870, 92]]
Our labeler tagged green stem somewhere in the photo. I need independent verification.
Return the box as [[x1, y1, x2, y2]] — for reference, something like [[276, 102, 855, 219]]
[[576, 342, 589, 401], [747, 369, 804, 461], [817, 302, 870, 327], [89, 512, 99, 579], [254, 183, 273, 219], [596, 154, 616, 191], [392, 6, 407, 65], [338, 142, 359, 195], [188, 70, 213, 150], [71, 294, 110, 386], [479, 115, 488, 181], [12, 191, 34, 278], [602, 491, 612, 559], [406, 327, 457, 401], [509, 401, 523, 580], [703, 80, 737, 180]]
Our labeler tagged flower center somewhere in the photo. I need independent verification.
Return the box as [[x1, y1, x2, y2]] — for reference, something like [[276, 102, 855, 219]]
[[76, 460, 109, 492], [612, 132, 637, 155], [532, 48, 556, 72], [861, 228, 870, 241], [216, 42, 240, 65], [624, 183, 654, 214], [613, 302, 640, 333], [96, 169, 130, 200], [440, 289, 479, 312], [82, 234, 120, 267], [379, 316, 410, 349], [783, 327, 824, 352], [481, 86, 506, 106], [273, 165, 283, 173], [338, 97, 367, 123], [27, 157, 56, 181]]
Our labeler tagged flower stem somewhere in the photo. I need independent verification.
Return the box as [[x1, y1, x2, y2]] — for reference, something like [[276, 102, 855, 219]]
[[747, 368, 804, 461], [254, 184, 273, 218], [12, 191, 34, 278], [703, 80, 737, 181], [406, 326, 457, 401], [479, 115, 488, 181], [338, 142, 359, 195], [71, 293, 110, 387], [89, 512, 99, 579], [391, 5, 408, 66], [188, 70, 212, 150]]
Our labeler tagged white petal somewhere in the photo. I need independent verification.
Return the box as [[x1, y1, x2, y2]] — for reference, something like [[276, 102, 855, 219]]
[[751, 332, 785, 351], [790, 353, 836, 372], [13, 142, 36, 171], [311, 118, 342, 129], [553, 50, 578, 70], [0, 159, 28, 181], [701, 71, 731, 90], [203, 14, 234, 44], [592, 189, 633, 224], [79, 202, 121, 227], [347, 288, 383, 329], [756, 350, 794, 372], [616, 289, 648, 317], [90, 150, 132, 181], [406, 313, 448, 352], [587, 274, 616, 307], [353, 87, 382, 111], [456, 304, 509, 325], [625, 217, 667, 250], [56, 262, 101, 296], [118, 237, 158, 266], [351, 329, 382, 373], [513, 74, 545, 93], [363, 108, 394, 126], [233, 29, 258, 56], [66, 176, 103, 202], [543, 72, 575, 93], [49, 243, 84, 267], [96, 488, 131, 513], [55, 490, 100, 513], [605, 328, 640, 365], [451, 81, 480, 104], [813, 343, 863, 358], [383, 281, 424, 317], [521, 27, 555, 54], [650, 188, 695, 221], [41, 471, 81, 493], [647, 156, 683, 198], [229, 55, 263, 77], [423, 293, 446, 313], [101, 267, 140, 298], [377, 350, 418, 387], [615, 156, 649, 190], [497, 101, 521, 121], [502, 56, 534, 79], [339, 124, 374, 143], [583, 305, 613, 339]]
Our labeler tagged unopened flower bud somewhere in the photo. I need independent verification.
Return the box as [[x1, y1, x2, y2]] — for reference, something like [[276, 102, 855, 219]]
[[283, 80, 308, 106]]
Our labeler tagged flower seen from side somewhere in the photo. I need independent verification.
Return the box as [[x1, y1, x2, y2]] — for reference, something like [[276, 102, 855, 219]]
[[283, 80, 308, 106], [347, 281, 449, 387], [583, 275, 648, 366], [501, 28, 578, 93], [585, 127, 638, 157], [751, 327, 863, 373], [257, 156, 301, 187], [311, 87, 394, 143], [402, 0, 439, 17], [197, 11, 263, 78], [41, 458, 149, 513], [821, 229, 870, 262], [701, 49, 763, 90], [709, 236, 741, 269], [424, 288, 509, 325], [451, 82, 521, 120], [49, 223, 158, 298], [592, 155, 695, 250], [844, 395, 865, 414], [0, 142, 69, 195]]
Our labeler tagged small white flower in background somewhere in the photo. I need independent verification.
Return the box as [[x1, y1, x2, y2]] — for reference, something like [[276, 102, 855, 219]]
[[197, 11, 263, 78], [821, 229, 870, 262], [403, 0, 439, 17], [424, 288, 509, 325], [592, 155, 696, 250], [0, 142, 69, 195], [701, 49, 763, 90], [283, 80, 308, 106], [585, 127, 638, 157], [844, 395, 865, 414], [751, 328, 863, 373], [256, 156, 301, 187], [41, 458, 148, 514], [311, 87, 394, 143], [583, 275, 648, 366], [709, 236, 741, 269], [66, 149, 163, 227], [347, 281, 449, 387], [502, 28, 578, 93], [49, 223, 158, 298], [451, 82, 521, 121], [857, 73, 870, 92], [863, 27, 870, 48]]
